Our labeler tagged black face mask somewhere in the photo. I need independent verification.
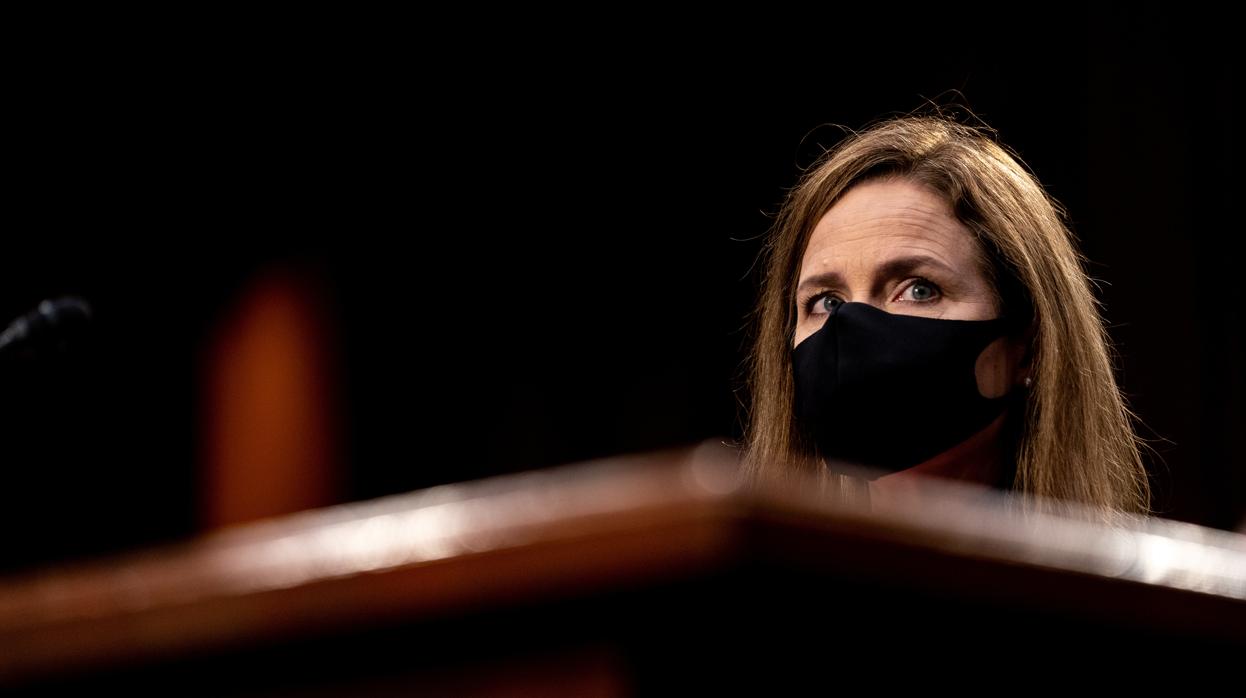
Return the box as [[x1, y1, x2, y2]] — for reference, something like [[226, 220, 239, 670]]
[[791, 301, 1020, 479]]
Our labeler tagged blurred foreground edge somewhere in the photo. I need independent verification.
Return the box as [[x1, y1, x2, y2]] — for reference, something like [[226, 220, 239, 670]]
[[1, 438, 1243, 693]]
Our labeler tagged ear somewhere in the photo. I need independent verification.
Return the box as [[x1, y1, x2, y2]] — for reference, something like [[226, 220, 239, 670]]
[[1013, 318, 1039, 382]]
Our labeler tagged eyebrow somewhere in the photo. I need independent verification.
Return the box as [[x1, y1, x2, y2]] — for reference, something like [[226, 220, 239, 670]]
[[795, 254, 959, 297]]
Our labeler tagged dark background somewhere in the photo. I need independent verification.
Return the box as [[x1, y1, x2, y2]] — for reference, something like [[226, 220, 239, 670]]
[[2, 10, 1240, 570]]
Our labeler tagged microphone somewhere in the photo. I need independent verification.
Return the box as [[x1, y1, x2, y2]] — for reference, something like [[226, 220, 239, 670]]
[[0, 296, 94, 357]]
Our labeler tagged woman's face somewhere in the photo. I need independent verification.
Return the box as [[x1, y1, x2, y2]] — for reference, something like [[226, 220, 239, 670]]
[[794, 177, 1028, 398]]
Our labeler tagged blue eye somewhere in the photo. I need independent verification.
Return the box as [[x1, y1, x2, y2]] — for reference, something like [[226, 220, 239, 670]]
[[903, 279, 940, 302], [807, 293, 843, 315]]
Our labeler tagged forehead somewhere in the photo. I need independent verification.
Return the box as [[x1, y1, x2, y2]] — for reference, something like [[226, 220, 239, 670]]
[[800, 178, 978, 269]]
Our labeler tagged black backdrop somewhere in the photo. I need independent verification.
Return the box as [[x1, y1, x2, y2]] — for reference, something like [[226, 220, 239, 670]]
[[2, 9, 1240, 570]]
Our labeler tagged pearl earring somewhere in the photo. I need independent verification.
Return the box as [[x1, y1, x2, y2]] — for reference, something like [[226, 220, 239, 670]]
[[1024, 376, 1034, 388]]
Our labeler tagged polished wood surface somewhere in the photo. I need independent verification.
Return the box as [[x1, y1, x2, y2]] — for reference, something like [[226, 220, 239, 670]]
[[2, 439, 1243, 690]]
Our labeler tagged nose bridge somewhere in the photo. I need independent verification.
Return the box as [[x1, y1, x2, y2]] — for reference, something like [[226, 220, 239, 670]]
[[844, 276, 881, 306]]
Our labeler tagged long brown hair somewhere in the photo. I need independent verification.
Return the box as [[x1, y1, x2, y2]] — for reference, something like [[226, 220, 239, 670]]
[[738, 114, 1152, 521]]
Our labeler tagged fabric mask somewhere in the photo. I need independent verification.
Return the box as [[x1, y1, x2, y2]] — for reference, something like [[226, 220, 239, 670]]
[[791, 301, 1018, 479]]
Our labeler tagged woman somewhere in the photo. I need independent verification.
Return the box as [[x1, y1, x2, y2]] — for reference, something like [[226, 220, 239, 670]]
[[739, 114, 1152, 522]]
